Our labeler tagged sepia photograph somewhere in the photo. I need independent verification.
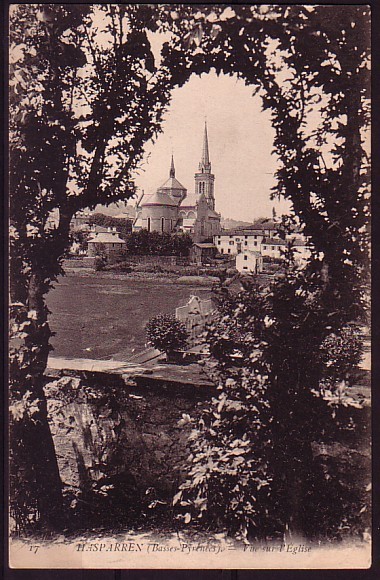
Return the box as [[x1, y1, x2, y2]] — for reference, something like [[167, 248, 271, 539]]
[[8, 3, 371, 570]]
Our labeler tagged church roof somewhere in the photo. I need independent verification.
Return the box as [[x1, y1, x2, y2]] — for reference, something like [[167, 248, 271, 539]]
[[179, 191, 198, 208], [141, 190, 178, 207], [158, 176, 187, 192]]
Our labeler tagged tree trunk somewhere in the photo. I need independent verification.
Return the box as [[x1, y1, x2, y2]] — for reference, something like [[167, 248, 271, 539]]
[[10, 273, 63, 531]]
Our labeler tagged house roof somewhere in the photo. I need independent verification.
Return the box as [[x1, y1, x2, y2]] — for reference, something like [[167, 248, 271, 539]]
[[193, 243, 216, 249], [241, 249, 262, 255], [218, 229, 265, 237], [262, 238, 285, 246], [88, 232, 125, 244]]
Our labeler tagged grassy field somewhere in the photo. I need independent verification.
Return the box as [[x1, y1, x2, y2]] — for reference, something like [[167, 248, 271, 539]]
[[46, 273, 212, 360]]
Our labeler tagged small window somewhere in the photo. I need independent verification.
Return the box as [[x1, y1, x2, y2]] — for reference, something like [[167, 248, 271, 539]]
[[272, 246, 275, 251], [245, 241, 248, 246], [229, 241, 234, 245], [254, 241, 257, 246], [244, 255, 248, 261], [228, 249, 231, 254], [243, 266, 248, 270], [263, 246, 267, 250], [161, 217, 165, 232], [236, 238, 240, 242], [221, 248, 224, 254], [245, 235, 248, 239], [218, 240, 221, 245]]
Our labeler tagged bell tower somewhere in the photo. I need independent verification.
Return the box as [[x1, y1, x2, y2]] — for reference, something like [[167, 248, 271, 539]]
[[194, 122, 215, 211]]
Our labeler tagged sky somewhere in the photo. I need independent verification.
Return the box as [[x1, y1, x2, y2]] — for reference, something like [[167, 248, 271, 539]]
[[132, 71, 291, 222]]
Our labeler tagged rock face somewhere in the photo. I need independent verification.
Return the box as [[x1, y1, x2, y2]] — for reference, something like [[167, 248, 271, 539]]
[[45, 374, 214, 510]]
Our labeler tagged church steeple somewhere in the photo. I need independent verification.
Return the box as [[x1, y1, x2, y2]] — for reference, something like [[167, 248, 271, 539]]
[[199, 121, 211, 173], [195, 121, 215, 210], [169, 154, 175, 178]]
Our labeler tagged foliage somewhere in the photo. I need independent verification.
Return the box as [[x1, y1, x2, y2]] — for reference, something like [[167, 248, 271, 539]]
[[162, 4, 370, 540], [175, 272, 367, 539], [125, 229, 193, 257], [89, 213, 133, 239], [9, 3, 370, 535], [9, 3, 174, 529], [319, 324, 363, 390], [146, 314, 188, 355]]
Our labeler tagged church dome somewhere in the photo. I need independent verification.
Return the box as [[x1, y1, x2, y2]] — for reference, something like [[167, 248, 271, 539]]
[[141, 190, 178, 207]]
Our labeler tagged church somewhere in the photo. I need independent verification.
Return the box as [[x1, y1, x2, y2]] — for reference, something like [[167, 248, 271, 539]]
[[133, 123, 221, 242]]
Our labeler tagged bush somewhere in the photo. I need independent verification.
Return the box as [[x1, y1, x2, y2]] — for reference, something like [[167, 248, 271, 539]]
[[319, 323, 363, 390], [94, 255, 106, 271], [145, 314, 188, 355]]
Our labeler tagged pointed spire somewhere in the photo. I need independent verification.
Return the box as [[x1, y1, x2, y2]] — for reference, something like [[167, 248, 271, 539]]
[[199, 121, 211, 172], [169, 154, 175, 178]]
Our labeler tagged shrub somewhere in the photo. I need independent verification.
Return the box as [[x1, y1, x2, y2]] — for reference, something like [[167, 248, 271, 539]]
[[94, 255, 106, 271], [145, 314, 188, 355], [319, 323, 363, 390]]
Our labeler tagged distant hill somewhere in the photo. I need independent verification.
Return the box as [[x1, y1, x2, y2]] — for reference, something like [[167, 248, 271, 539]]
[[221, 218, 254, 231]]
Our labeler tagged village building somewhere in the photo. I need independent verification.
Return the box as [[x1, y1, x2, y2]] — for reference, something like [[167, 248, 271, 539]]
[[190, 242, 218, 265], [133, 122, 221, 241], [87, 227, 126, 258], [214, 219, 312, 266], [213, 220, 279, 256], [236, 249, 263, 274], [70, 210, 93, 230]]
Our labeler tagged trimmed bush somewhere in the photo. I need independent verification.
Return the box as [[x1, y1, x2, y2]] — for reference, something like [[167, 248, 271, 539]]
[[145, 314, 188, 357]]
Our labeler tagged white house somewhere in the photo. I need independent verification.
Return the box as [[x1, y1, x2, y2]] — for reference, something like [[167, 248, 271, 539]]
[[236, 250, 263, 273], [213, 219, 279, 256], [293, 239, 312, 266]]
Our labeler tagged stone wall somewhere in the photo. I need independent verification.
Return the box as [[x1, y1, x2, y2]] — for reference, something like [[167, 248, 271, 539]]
[[45, 372, 216, 505]]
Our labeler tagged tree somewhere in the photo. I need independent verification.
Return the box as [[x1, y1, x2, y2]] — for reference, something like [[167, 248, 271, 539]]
[[163, 5, 370, 538], [89, 213, 133, 239], [9, 4, 174, 529], [125, 230, 193, 256], [9, 4, 370, 534], [146, 314, 188, 361]]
